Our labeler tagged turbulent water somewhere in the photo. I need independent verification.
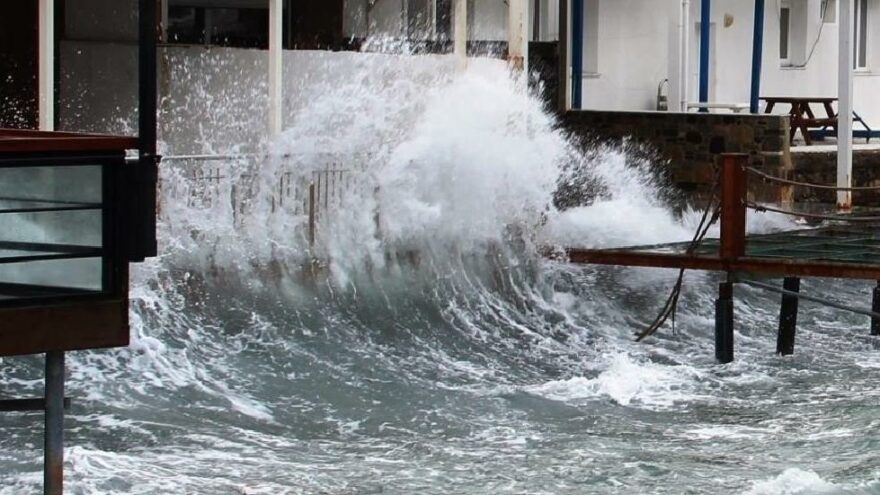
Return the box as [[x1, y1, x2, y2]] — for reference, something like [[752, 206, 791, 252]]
[[2, 54, 880, 495]]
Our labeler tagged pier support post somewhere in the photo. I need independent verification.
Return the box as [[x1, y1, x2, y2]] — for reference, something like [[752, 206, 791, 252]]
[[872, 281, 880, 336], [777, 277, 800, 355], [44, 351, 64, 495], [715, 280, 734, 363]]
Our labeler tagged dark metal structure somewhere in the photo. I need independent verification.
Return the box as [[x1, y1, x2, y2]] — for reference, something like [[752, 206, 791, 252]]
[[558, 154, 880, 364], [0, 2, 158, 494]]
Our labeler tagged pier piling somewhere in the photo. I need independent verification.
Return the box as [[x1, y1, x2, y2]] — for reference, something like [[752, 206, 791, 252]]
[[872, 281, 880, 336], [44, 351, 64, 495], [715, 280, 735, 363], [777, 277, 800, 355]]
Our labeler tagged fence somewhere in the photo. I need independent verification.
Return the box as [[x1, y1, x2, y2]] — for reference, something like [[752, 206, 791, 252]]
[[159, 153, 369, 247]]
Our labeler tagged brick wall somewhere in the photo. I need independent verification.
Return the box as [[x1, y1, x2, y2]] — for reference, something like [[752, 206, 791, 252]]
[[560, 110, 792, 203]]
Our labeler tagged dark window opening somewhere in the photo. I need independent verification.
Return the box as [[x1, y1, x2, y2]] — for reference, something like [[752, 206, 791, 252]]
[[167, 6, 268, 49]]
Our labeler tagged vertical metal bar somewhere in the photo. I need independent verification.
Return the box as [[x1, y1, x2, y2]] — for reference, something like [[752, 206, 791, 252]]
[[557, 0, 569, 113], [715, 281, 734, 363], [570, 0, 583, 109], [44, 351, 65, 495], [750, 0, 765, 113], [720, 154, 747, 259], [308, 183, 316, 247], [698, 0, 710, 109], [872, 281, 880, 336], [137, 0, 159, 261], [838, 0, 854, 211], [777, 277, 800, 355]]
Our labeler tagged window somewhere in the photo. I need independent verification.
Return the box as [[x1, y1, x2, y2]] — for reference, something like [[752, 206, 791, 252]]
[[855, 0, 869, 69], [780, 2, 791, 63], [822, 0, 837, 23], [167, 5, 269, 48]]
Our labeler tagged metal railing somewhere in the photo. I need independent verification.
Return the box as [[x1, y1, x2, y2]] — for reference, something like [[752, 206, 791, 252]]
[[160, 153, 369, 247]]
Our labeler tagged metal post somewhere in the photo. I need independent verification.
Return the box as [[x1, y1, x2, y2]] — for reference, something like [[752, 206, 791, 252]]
[[838, 0, 854, 211], [269, 0, 284, 136], [715, 281, 734, 363], [533, 0, 541, 41], [38, 0, 55, 131], [679, 0, 691, 112], [44, 351, 65, 495], [308, 183, 316, 248], [137, 0, 159, 261], [720, 154, 747, 260], [777, 277, 800, 355], [698, 0, 710, 110], [557, 0, 570, 113], [454, 0, 467, 72], [750, 0, 765, 113], [570, 0, 584, 109], [872, 281, 880, 336]]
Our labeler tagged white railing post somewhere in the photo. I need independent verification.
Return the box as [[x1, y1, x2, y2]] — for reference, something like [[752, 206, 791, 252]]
[[39, 0, 54, 131], [454, 0, 468, 72], [269, 0, 284, 136], [838, 0, 854, 211]]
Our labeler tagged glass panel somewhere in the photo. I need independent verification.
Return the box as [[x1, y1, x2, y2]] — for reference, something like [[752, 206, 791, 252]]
[[0, 164, 105, 300], [0, 258, 102, 292]]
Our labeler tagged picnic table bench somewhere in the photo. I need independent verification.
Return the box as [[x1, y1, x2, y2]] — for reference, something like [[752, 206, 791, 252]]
[[762, 96, 873, 145]]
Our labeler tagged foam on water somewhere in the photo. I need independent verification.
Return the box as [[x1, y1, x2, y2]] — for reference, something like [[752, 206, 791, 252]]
[[0, 47, 875, 494]]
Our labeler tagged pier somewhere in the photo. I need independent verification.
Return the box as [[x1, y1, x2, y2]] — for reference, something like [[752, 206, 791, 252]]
[[557, 153, 880, 363]]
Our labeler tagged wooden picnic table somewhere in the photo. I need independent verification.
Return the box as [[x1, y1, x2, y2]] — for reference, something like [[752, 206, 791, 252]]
[[762, 96, 838, 145]]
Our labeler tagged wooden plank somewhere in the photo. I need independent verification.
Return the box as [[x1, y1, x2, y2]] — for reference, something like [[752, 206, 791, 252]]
[[0, 299, 129, 357], [0, 129, 138, 153]]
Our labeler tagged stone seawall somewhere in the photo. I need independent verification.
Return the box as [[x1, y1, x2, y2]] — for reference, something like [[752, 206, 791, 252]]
[[560, 110, 792, 204], [790, 149, 880, 206]]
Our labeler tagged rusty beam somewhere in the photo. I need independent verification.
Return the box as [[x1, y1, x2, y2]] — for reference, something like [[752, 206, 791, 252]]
[[720, 154, 747, 259], [563, 248, 880, 280]]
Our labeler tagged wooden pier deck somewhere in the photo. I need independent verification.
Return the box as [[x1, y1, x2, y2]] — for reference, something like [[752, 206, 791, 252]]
[[555, 153, 880, 363]]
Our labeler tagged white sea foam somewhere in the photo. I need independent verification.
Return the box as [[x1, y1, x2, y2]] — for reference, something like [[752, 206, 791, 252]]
[[744, 469, 838, 495], [526, 353, 704, 409]]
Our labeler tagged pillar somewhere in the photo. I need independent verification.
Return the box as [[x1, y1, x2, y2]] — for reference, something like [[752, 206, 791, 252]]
[[454, 0, 467, 72], [715, 281, 734, 363], [777, 277, 800, 355], [872, 281, 880, 336], [838, 0, 854, 210], [750, 0, 765, 113], [269, 0, 284, 136], [38, 0, 54, 131], [44, 351, 64, 495]]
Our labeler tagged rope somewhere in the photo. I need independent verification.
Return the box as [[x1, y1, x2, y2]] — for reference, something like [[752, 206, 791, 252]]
[[636, 168, 721, 342], [745, 166, 880, 192], [746, 202, 880, 222]]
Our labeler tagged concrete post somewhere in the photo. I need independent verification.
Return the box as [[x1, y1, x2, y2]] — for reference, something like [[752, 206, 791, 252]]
[[508, 0, 528, 73], [838, 0, 854, 210], [38, 0, 54, 131], [269, 0, 284, 136], [454, 0, 467, 72]]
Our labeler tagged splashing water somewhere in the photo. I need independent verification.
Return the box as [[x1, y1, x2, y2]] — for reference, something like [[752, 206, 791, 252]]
[[1, 50, 878, 495]]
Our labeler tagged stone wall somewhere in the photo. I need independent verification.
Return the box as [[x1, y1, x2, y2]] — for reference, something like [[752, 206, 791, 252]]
[[791, 150, 880, 206], [560, 110, 792, 203]]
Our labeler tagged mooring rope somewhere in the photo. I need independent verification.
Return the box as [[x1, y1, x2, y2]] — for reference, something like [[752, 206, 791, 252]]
[[745, 166, 880, 192], [746, 202, 880, 222], [636, 170, 721, 342]]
